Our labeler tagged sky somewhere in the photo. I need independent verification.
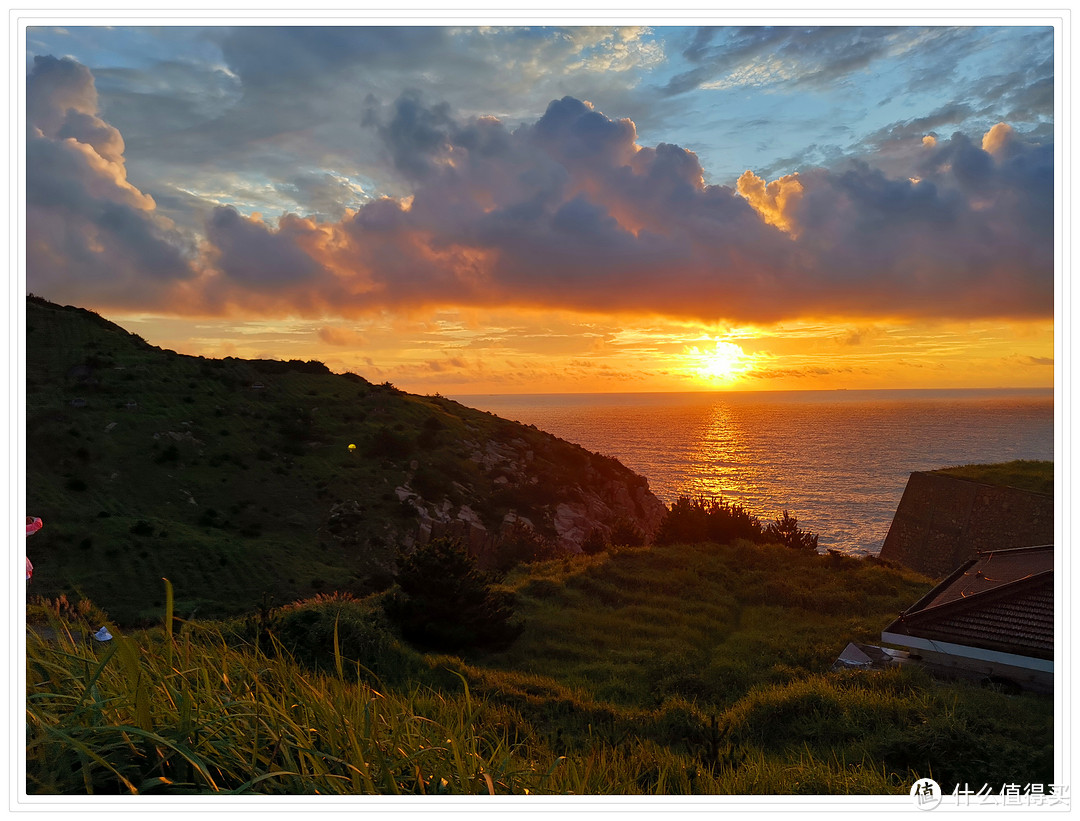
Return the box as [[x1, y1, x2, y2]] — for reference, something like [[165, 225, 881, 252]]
[[21, 18, 1057, 394]]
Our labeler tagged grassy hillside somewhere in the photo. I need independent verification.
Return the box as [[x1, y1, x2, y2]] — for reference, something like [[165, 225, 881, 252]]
[[25, 296, 660, 623], [933, 460, 1053, 496], [27, 540, 1053, 795]]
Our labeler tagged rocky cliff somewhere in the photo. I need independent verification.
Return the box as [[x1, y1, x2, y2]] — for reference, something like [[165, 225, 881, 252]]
[[394, 431, 667, 553]]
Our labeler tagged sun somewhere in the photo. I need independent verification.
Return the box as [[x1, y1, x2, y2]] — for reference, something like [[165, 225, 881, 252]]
[[689, 340, 751, 384]]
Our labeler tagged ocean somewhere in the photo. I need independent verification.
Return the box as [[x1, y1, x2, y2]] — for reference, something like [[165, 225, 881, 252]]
[[451, 389, 1055, 556]]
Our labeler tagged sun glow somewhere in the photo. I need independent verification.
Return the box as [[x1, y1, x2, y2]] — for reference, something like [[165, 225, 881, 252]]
[[687, 340, 752, 384]]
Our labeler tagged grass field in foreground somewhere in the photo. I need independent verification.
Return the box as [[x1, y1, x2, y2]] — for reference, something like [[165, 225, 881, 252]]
[[26, 540, 1054, 795]]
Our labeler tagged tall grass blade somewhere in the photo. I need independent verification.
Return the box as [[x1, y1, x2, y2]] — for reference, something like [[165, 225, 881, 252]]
[[74, 641, 118, 709], [163, 577, 174, 667], [333, 616, 343, 681]]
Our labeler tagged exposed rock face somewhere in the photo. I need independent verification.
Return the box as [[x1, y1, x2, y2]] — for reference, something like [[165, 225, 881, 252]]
[[879, 471, 1054, 578], [371, 429, 667, 555], [549, 478, 666, 551]]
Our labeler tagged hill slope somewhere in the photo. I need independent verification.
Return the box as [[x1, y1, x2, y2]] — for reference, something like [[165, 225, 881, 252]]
[[24, 296, 665, 623]]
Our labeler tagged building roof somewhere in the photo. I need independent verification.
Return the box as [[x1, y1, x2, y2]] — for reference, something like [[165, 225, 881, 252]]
[[883, 545, 1054, 660]]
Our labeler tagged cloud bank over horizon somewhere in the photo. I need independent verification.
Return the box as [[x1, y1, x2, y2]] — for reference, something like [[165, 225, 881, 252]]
[[27, 51, 1053, 327]]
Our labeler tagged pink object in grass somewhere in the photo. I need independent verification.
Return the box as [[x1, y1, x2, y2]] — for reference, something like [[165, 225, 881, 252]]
[[26, 516, 42, 581]]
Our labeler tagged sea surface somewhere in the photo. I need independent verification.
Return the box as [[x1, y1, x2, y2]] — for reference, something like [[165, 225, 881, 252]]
[[451, 389, 1055, 557]]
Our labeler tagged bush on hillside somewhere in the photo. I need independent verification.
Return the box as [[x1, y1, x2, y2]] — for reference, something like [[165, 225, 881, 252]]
[[581, 528, 608, 555], [577, 517, 645, 555], [763, 510, 819, 552], [610, 518, 647, 547], [365, 427, 414, 460], [270, 594, 423, 681], [655, 496, 763, 545], [655, 496, 819, 552], [485, 521, 559, 573], [384, 537, 522, 652]]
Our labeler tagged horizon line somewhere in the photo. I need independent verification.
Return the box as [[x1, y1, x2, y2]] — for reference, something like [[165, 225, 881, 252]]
[[445, 386, 1055, 397]]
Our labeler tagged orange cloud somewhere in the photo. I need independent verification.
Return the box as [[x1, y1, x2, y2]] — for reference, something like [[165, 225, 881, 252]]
[[317, 326, 366, 346], [982, 122, 1015, 156], [735, 170, 804, 235]]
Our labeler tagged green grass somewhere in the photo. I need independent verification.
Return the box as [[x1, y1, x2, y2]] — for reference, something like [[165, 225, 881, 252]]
[[933, 460, 1053, 496], [27, 542, 1054, 795]]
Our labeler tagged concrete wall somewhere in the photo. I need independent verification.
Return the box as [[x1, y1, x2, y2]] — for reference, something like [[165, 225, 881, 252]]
[[878, 471, 1054, 578]]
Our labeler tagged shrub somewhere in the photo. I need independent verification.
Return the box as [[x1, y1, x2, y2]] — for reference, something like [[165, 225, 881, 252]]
[[265, 594, 423, 682], [581, 529, 608, 555], [365, 427, 414, 460], [763, 511, 819, 552], [129, 520, 154, 536], [655, 496, 763, 546], [610, 518, 646, 547], [384, 537, 522, 652], [155, 444, 180, 464], [485, 522, 559, 572]]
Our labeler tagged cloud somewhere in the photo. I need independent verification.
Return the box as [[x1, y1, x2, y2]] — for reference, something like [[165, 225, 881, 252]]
[[26, 58, 1053, 327], [746, 365, 859, 380], [26, 56, 197, 307], [1022, 355, 1054, 367], [666, 27, 934, 96], [77, 26, 669, 221], [199, 93, 1050, 322], [735, 171, 804, 234], [317, 326, 366, 346]]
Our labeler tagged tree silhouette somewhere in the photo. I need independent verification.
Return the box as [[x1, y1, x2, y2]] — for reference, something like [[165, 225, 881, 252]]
[[764, 511, 819, 552], [384, 537, 523, 651]]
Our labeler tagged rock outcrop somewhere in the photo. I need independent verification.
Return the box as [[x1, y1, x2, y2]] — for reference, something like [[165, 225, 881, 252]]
[[383, 429, 667, 554]]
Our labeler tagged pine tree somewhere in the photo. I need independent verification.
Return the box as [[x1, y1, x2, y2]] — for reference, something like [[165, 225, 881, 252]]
[[764, 510, 819, 552], [384, 537, 523, 651]]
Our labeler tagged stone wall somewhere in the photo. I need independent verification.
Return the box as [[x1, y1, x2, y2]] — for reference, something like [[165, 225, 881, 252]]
[[878, 471, 1054, 578]]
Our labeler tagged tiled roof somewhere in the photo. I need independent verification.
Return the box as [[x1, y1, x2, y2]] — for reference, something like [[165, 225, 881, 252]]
[[923, 545, 1054, 609], [884, 545, 1054, 660]]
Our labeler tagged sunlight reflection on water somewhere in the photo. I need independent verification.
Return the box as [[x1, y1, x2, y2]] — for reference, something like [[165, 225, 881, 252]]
[[452, 389, 1054, 556]]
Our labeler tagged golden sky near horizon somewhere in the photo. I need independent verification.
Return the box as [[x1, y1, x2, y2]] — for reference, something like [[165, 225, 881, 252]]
[[111, 308, 1054, 395]]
